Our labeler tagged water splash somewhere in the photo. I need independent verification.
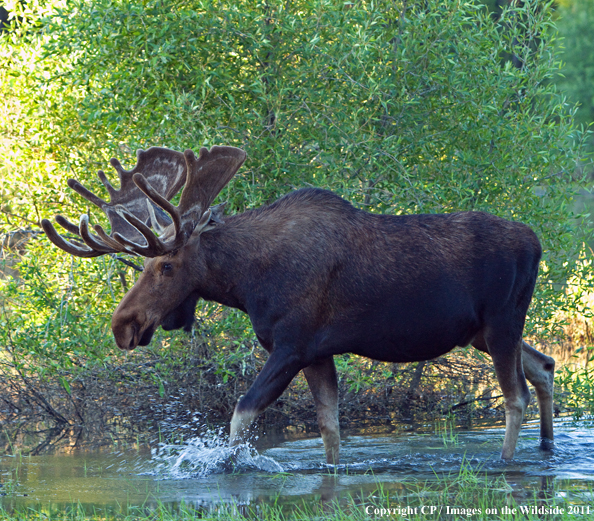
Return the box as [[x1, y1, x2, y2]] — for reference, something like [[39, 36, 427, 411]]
[[148, 427, 284, 478]]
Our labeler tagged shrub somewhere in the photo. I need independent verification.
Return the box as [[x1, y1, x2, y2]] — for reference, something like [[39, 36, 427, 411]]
[[0, 0, 591, 435]]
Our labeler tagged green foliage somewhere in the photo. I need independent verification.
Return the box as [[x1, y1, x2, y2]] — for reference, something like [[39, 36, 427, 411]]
[[555, 350, 594, 419], [0, 0, 591, 384], [555, 0, 594, 148], [0, 236, 124, 378]]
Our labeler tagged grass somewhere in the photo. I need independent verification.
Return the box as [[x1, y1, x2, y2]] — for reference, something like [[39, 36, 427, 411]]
[[435, 414, 460, 448], [0, 462, 591, 521]]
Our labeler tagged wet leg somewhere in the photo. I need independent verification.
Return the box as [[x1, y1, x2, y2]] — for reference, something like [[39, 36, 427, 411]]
[[303, 357, 340, 464], [230, 349, 305, 446], [522, 340, 555, 448], [474, 333, 555, 451], [481, 331, 531, 459]]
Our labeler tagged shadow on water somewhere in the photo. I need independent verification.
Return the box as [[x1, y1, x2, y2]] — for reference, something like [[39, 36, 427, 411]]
[[1, 419, 594, 515]]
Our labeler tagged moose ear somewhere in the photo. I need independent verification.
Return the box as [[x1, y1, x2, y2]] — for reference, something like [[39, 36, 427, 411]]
[[179, 146, 246, 219], [190, 202, 229, 237], [209, 202, 227, 224]]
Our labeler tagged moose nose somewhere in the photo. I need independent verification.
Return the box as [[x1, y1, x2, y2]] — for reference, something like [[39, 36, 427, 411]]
[[114, 321, 139, 351], [111, 310, 141, 351]]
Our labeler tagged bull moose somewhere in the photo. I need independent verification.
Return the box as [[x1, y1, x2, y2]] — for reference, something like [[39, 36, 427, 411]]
[[42, 145, 555, 464]]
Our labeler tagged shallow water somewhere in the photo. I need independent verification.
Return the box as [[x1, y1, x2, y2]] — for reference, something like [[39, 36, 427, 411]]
[[1, 419, 594, 515]]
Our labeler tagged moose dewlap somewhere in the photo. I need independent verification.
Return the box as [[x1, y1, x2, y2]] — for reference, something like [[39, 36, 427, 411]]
[[42, 145, 556, 464]]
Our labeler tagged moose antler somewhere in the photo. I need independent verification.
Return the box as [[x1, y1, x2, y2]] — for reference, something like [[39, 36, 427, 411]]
[[42, 146, 246, 258]]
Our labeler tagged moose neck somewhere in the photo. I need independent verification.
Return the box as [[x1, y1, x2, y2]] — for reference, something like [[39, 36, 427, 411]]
[[193, 211, 268, 313]]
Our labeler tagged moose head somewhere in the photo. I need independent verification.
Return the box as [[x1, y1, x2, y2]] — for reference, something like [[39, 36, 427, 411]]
[[42, 146, 246, 351]]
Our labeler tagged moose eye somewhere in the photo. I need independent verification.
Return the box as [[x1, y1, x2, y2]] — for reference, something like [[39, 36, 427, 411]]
[[162, 263, 173, 275]]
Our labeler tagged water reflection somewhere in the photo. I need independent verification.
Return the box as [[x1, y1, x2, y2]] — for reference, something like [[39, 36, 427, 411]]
[[1, 419, 594, 514]]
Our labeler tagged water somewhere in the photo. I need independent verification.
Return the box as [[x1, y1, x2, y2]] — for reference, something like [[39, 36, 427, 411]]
[[1, 419, 594, 515]]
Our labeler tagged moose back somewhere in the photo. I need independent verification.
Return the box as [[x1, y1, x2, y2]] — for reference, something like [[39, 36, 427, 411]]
[[42, 146, 555, 464]]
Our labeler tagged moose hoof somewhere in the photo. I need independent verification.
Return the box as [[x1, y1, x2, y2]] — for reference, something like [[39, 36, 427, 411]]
[[539, 437, 554, 452]]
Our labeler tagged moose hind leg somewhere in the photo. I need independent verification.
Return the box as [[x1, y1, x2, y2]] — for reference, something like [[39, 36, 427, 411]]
[[486, 331, 531, 460], [522, 340, 555, 449], [230, 349, 305, 447], [303, 357, 340, 465]]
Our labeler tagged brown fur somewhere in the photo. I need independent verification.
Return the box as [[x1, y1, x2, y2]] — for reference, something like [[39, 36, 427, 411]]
[[111, 187, 555, 463], [41, 144, 556, 464]]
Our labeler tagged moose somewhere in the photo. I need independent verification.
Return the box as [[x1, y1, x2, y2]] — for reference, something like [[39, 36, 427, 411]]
[[42, 145, 555, 464]]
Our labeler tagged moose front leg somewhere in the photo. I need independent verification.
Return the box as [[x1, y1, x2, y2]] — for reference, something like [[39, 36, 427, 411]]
[[303, 357, 340, 465], [230, 349, 305, 446], [488, 335, 531, 460]]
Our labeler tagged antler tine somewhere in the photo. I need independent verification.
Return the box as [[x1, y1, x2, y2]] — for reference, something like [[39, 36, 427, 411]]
[[112, 206, 180, 257], [146, 201, 168, 235], [79, 215, 128, 253], [67, 179, 108, 209], [97, 170, 118, 198], [109, 157, 138, 193], [56, 179, 132, 254], [41, 218, 105, 258], [132, 173, 182, 237], [94, 224, 135, 252], [55, 215, 81, 235], [51, 212, 134, 257]]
